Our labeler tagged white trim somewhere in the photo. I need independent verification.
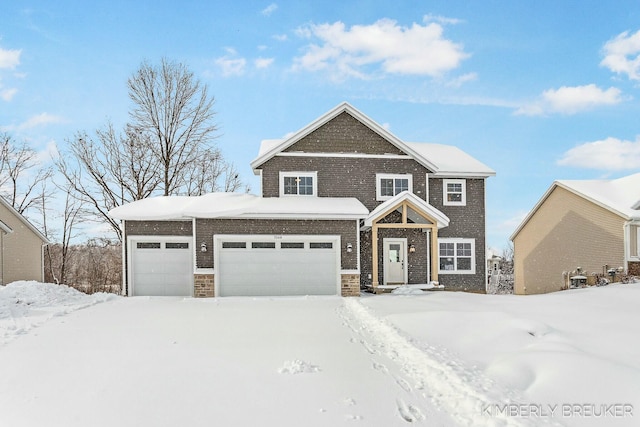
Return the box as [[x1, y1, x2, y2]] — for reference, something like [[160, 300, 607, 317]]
[[227, 212, 365, 220], [363, 190, 450, 230], [214, 234, 341, 296], [121, 221, 127, 296], [356, 219, 361, 273], [425, 173, 430, 202], [276, 152, 412, 160], [426, 229, 431, 282], [443, 179, 466, 206], [383, 238, 408, 285], [341, 269, 360, 275], [195, 268, 215, 274], [438, 238, 476, 275], [127, 235, 194, 297], [279, 171, 318, 197], [376, 173, 413, 201]]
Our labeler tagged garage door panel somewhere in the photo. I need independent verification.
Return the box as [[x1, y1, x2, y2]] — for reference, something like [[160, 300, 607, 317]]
[[130, 239, 192, 297], [218, 237, 339, 297]]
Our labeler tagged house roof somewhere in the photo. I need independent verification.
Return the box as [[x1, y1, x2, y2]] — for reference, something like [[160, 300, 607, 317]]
[[109, 192, 369, 221], [0, 196, 48, 243], [362, 191, 450, 229], [510, 172, 640, 241], [250, 102, 495, 178]]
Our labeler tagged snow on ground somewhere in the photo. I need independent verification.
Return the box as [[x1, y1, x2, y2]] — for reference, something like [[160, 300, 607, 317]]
[[0, 281, 638, 426]]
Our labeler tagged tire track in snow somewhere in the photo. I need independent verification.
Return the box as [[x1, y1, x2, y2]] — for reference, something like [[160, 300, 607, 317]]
[[341, 298, 559, 427]]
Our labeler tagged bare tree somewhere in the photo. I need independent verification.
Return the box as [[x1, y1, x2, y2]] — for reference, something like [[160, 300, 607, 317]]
[[128, 58, 218, 196], [0, 132, 53, 215], [182, 148, 245, 195], [58, 124, 161, 240]]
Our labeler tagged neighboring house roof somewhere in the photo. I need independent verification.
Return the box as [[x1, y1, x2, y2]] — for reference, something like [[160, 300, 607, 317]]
[[251, 102, 495, 178], [109, 192, 369, 221], [0, 219, 12, 234], [510, 172, 640, 241], [362, 190, 449, 229], [0, 196, 48, 243], [633, 199, 640, 210]]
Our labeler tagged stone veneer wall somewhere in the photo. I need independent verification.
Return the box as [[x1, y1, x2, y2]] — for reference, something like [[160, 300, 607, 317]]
[[194, 274, 214, 297], [341, 274, 360, 296], [629, 262, 640, 276]]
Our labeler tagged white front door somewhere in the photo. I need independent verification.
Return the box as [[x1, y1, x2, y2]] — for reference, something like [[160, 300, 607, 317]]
[[383, 238, 407, 285]]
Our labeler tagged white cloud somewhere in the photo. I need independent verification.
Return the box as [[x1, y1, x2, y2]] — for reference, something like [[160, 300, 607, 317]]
[[423, 14, 463, 25], [557, 136, 640, 170], [292, 18, 468, 80], [515, 84, 623, 116], [0, 47, 21, 69], [445, 72, 477, 88], [215, 55, 247, 77], [0, 87, 18, 101], [261, 3, 278, 17], [600, 29, 640, 81], [18, 112, 65, 130], [255, 57, 274, 69], [273, 34, 288, 42]]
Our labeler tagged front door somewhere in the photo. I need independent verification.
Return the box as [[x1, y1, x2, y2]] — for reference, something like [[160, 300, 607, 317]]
[[383, 238, 407, 285]]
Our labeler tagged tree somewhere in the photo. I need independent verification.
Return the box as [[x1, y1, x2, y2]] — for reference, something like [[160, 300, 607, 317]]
[[59, 58, 244, 240], [0, 132, 53, 216], [128, 58, 218, 196]]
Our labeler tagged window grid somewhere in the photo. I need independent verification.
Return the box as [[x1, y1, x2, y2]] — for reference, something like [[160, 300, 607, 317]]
[[439, 239, 474, 273]]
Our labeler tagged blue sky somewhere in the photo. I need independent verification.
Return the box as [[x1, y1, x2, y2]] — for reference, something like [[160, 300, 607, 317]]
[[2, 0, 640, 249]]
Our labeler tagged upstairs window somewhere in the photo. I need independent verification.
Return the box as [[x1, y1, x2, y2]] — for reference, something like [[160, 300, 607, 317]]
[[279, 172, 317, 196], [376, 174, 413, 201], [443, 179, 466, 206]]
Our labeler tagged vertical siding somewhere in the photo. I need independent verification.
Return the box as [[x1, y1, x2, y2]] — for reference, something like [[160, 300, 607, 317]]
[[513, 186, 625, 295], [0, 204, 45, 283]]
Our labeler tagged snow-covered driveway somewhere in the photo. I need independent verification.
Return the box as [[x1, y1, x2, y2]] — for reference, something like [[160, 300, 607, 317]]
[[0, 289, 473, 427]]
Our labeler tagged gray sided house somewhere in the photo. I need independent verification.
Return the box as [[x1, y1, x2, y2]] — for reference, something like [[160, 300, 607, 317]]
[[110, 102, 495, 297]]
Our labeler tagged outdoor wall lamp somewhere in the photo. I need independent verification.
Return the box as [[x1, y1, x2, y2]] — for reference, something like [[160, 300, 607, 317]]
[[409, 244, 416, 253], [346, 243, 353, 253], [200, 242, 207, 253]]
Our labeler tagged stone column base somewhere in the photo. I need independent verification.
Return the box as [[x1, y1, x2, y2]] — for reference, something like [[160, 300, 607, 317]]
[[341, 274, 360, 297], [194, 274, 214, 297]]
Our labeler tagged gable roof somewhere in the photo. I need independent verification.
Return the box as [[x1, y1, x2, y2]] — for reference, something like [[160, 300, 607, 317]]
[[250, 102, 495, 178], [510, 172, 640, 241], [0, 196, 48, 243], [362, 190, 450, 229], [109, 192, 369, 221]]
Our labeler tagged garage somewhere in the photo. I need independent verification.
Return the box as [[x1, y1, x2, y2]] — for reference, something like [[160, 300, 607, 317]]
[[129, 237, 193, 296], [216, 235, 340, 296]]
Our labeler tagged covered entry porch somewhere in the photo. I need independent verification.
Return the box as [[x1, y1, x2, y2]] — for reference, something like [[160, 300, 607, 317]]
[[361, 191, 449, 291]]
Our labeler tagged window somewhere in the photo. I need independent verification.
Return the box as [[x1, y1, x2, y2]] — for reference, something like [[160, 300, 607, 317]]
[[279, 172, 317, 196], [166, 242, 189, 249], [281, 242, 305, 249], [438, 238, 475, 274], [252, 242, 276, 249], [376, 174, 413, 201], [310, 242, 333, 249], [443, 179, 466, 206], [137, 242, 161, 249], [222, 242, 246, 249]]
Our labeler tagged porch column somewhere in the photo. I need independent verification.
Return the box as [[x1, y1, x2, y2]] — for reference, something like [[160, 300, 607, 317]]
[[371, 223, 379, 288], [431, 227, 439, 283]]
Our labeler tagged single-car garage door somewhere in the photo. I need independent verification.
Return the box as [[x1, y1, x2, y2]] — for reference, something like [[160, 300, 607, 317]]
[[129, 237, 193, 296], [216, 235, 340, 296]]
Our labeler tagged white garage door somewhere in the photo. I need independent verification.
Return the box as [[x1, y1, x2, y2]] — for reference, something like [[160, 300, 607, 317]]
[[130, 238, 193, 296], [217, 236, 339, 297]]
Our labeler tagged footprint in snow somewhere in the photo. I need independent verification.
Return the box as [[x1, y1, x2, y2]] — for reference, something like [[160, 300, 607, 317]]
[[396, 399, 425, 423]]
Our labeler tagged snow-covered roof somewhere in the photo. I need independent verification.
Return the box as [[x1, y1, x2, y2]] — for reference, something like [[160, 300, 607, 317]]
[[250, 102, 495, 178], [510, 172, 640, 240], [109, 193, 369, 221]]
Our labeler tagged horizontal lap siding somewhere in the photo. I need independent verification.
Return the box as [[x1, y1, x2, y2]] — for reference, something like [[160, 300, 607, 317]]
[[513, 187, 625, 294], [195, 219, 358, 270]]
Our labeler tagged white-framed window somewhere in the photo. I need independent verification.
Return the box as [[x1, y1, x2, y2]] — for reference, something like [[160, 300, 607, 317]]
[[376, 173, 413, 201], [438, 238, 476, 274], [443, 179, 466, 206], [279, 171, 318, 196]]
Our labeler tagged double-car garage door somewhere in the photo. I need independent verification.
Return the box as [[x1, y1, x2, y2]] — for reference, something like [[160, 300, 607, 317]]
[[217, 235, 340, 297], [129, 235, 340, 297]]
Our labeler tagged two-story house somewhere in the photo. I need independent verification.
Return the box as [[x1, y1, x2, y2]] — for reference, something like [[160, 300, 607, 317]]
[[110, 102, 495, 297]]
